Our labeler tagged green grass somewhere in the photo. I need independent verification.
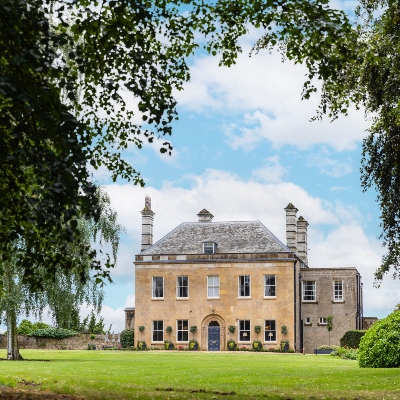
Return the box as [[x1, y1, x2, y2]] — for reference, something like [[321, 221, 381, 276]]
[[0, 350, 399, 399]]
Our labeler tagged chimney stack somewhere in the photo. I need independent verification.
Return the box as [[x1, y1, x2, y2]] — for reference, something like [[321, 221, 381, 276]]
[[284, 203, 298, 254], [197, 209, 214, 222], [297, 216, 309, 265], [141, 195, 155, 252]]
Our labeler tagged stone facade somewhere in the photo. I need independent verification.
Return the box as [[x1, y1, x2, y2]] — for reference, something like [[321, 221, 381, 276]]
[[362, 317, 378, 330], [135, 257, 298, 351], [300, 268, 363, 353], [131, 199, 365, 353]]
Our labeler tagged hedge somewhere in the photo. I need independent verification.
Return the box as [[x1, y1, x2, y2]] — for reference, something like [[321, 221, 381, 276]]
[[340, 330, 367, 348], [359, 312, 400, 368], [28, 327, 77, 339]]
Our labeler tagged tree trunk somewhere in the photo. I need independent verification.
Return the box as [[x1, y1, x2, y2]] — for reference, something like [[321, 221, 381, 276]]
[[7, 310, 23, 360]]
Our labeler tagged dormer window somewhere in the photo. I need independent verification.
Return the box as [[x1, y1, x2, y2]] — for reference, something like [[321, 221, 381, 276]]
[[203, 242, 217, 254]]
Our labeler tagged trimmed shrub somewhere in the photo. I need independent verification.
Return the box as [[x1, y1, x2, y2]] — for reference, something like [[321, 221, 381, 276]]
[[359, 312, 400, 368], [340, 330, 367, 348], [28, 327, 77, 339], [120, 329, 134, 348]]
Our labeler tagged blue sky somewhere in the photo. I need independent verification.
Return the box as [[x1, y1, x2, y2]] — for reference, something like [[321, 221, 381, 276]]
[[6, 4, 397, 333]]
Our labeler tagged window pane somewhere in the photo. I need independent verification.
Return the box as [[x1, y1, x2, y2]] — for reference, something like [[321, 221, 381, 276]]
[[177, 276, 189, 298], [265, 320, 276, 341], [302, 281, 315, 301], [239, 320, 250, 341], [264, 275, 276, 297], [153, 277, 164, 298], [208, 276, 219, 297], [152, 320, 164, 342], [334, 281, 343, 301], [239, 275, 250, 297], [177, 319, 189, 342]]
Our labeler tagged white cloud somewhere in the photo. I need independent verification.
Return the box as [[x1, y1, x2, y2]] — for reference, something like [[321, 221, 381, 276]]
[[330, 186, 352, 192], [251, 155, 287, 183], [176, 44, 368, 151], [307, 147, 354, 177]]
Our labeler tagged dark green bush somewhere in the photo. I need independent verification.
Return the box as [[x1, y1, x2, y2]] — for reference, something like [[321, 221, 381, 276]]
[[340, 330, 367, 348], [18, 319, 34, 335], [28, 327, 77, 339], [120, 329, 134, 348], [359, 312, 400, 368]]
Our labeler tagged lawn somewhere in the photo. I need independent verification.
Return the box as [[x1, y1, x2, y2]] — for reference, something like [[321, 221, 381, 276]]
[[0, 350, 399, 399]]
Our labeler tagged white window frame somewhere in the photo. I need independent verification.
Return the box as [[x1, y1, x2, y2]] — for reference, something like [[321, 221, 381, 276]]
[[152, 320, 164, 342], [264, 320, 276, 342], [203, 242, 216, 254], [152, 276, 164, 299], [319, 317, 328, 325], [207, 275, 220, 298], [264, 275, 276, 297], [176, 320, 189, 342], [238, 275, 251, 298], [302, 281, 316, 301], [176, 276, 189, 298], [238, 320, 251, 342], [305, 317, 311, 325], [334, 280, 343, 302]]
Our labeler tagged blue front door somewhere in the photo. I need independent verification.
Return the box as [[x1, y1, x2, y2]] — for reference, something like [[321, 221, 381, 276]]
[[208, 326, 220, 351]]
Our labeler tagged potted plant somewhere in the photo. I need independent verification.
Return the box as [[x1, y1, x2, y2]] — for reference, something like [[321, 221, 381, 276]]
[[189, 339, 198, 350], [138, 325, 145, 341], [164, 340, 174, 350], [254, 325, 261, 340], [166, 325, 173, 341], [190, 325, 198, 340], [137, 340, 146, 350], [252, 340, 262, 352], [281, 325, 288, 335], [280, 340, 289, 353], [228, 325, 236, 334], [227, 339, 237, 351]]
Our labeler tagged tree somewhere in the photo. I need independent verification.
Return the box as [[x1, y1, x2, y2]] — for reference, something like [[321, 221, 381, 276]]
[[0, 0, 356, 287], [0, 187, 124, 360]]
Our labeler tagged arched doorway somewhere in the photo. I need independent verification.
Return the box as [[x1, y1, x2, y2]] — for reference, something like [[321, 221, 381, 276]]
[[201, 314, 225, 351], [208, 321, 220, 351]]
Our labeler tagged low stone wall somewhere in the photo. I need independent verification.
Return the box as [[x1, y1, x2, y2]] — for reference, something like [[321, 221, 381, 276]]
[[0, 334, 107, 350]]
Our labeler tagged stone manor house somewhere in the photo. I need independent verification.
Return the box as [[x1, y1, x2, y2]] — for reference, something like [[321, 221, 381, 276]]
[[126, 197, 365, 353]]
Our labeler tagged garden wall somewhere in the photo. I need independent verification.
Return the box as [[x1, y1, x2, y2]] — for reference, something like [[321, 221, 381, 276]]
[[0, 334, 107, 350]]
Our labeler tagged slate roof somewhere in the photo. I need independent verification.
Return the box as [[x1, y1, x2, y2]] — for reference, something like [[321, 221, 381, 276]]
[[141, 221, 290, 255]]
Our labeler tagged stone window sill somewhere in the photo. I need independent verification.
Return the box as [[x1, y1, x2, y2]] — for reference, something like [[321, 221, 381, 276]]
[[263, 297, 277, 300], [332, 300, 345, 304]]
